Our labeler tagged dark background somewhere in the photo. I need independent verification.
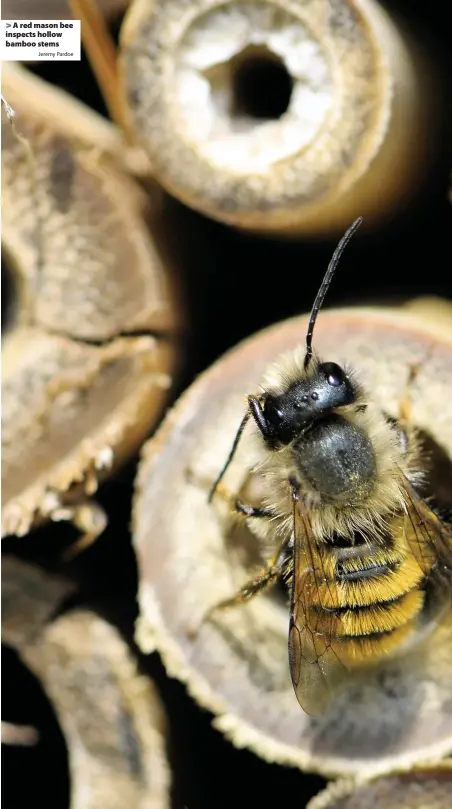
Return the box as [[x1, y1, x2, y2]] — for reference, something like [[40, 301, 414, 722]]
[[2, 1, 452, 807]]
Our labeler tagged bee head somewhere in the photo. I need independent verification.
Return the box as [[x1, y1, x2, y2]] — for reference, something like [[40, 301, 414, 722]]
[[208, 218, 363, 499], [252, 361, 356, 446]]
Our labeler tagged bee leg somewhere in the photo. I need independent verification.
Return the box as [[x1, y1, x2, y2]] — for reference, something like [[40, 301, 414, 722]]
[[212, 481, 276, 519], [186, 470, 276, 519], [206, 563, 282, 610], [187, 536, 291, 636], [224, 490, 276, 520]]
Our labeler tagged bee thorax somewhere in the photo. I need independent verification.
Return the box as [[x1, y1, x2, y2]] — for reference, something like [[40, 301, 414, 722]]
[[293, 414, 377, 505]]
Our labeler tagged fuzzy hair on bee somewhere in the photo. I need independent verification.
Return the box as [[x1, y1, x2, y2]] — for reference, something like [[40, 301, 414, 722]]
[[203, 217, 452, 716], [248, 344, 423, 544]]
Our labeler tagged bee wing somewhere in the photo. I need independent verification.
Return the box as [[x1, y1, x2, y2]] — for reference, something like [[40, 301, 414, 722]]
[[288, 481, 452, 717], [401, 474, 452, 586], [288, 504, 350, 716]]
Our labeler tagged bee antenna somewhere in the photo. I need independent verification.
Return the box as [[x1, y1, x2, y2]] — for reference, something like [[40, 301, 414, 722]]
[[208, 410, 250, 503], [304, 217, 363, 370]]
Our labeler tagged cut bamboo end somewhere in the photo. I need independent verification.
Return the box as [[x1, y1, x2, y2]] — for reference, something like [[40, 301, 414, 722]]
[[133, 305, 452, 778], [2, 64, 176, 339], [2, 557, 170, 809], [2, 328, 173, 537], [307, 759, 452, 808], [2, 65, 180, 539], [119, 0, 433, 236]]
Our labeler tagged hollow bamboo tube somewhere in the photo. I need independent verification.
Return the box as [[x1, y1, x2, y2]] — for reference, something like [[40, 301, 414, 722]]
[[2, 556, 170, 809], [2, 64, 180, 539], [133, 305, 452, 778], [119, 0, 434, 236]]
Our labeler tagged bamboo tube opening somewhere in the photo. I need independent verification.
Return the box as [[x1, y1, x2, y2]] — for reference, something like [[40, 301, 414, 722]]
[[172, 10, 329, 176], [133, 306, 452, 778], [229, 46, 294, 121]]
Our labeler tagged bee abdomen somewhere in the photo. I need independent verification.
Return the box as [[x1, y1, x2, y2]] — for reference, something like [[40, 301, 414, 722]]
[[303, 533, 438, 663], [332, 623, 419, 663], [306, 539, 431, 664], [308, 589, 425, 639], [307, 588, 426, 664], [310, 547, 427, 609]]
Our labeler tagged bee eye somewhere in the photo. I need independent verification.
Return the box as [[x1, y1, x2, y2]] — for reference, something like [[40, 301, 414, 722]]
[[263, 397, 284, 425], [320, 362, 346, 387]]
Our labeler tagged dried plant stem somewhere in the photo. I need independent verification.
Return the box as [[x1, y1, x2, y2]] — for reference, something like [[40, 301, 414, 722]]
[[69, 0, 132, 140]]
